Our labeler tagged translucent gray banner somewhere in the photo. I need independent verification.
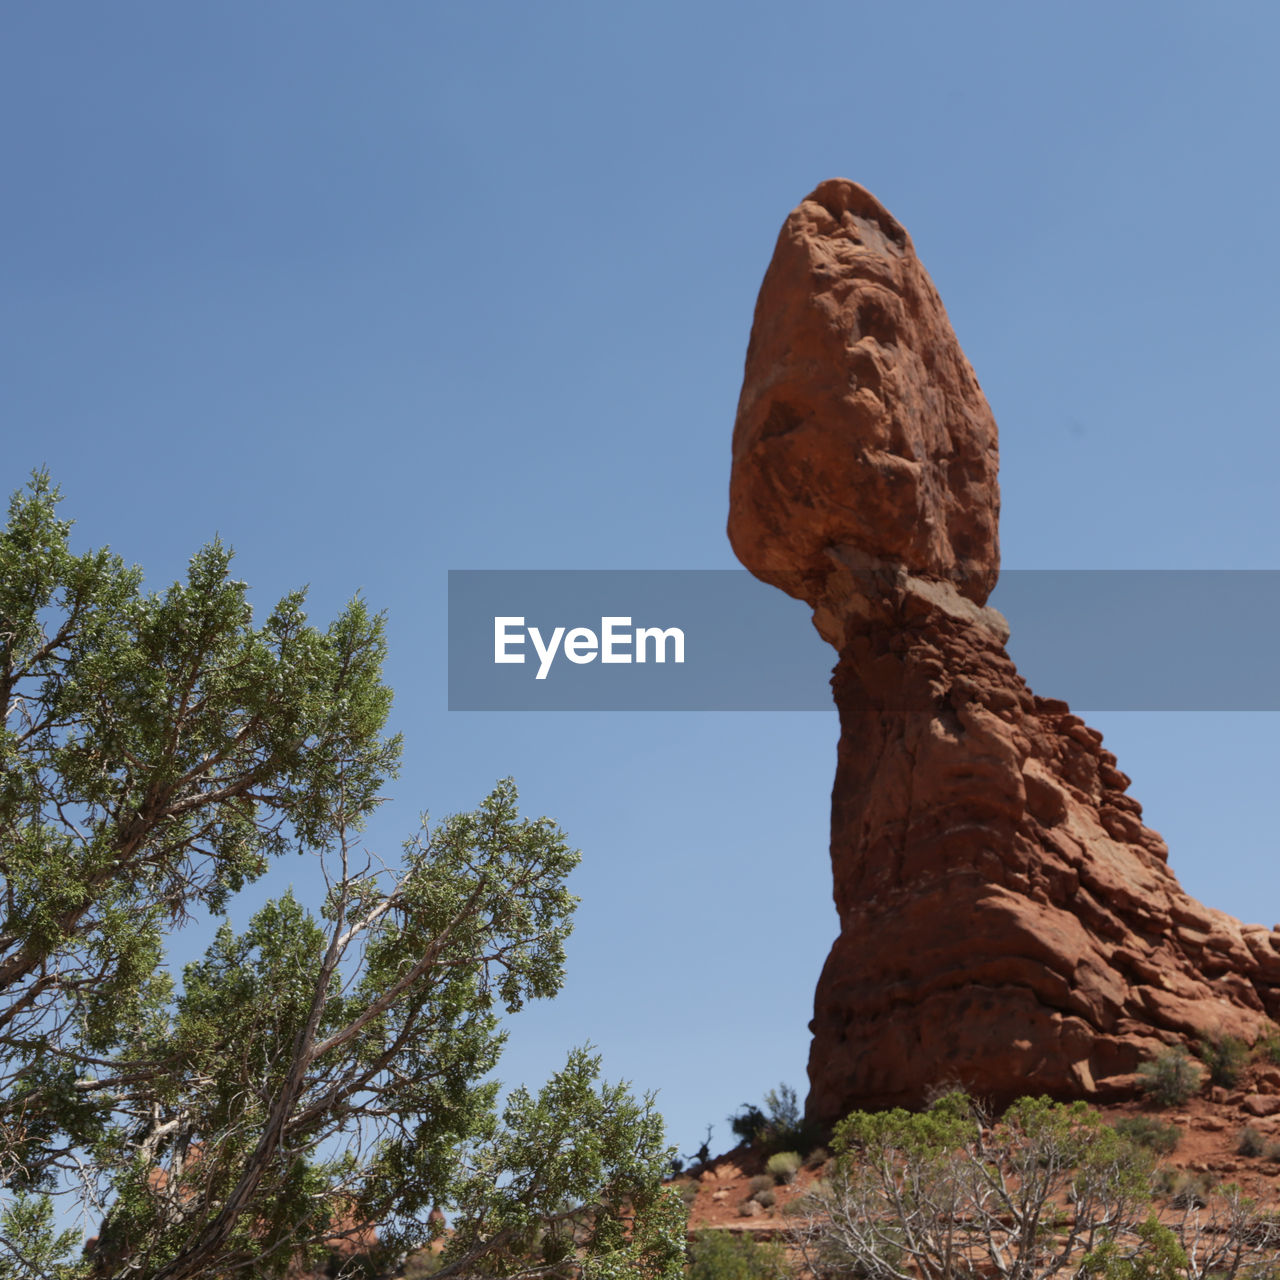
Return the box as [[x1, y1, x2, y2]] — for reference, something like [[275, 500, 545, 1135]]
[[447, 570, 1280, 711]]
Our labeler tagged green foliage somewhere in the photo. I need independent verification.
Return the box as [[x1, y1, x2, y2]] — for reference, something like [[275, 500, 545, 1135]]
[[793, 1093, 1153, 1280], [1254, 1025, 1280, 1066], [444, 1047, 678, 1276], [726, 1103, 767, 1149], [0, 476, 675, 1279], [687, 1230, 788, 1280], [750, 1187, 775, 1208], [764, 1151, 802, 1184], [579, 1186, 687, 1280], [831, 1088, 975, 1162], [1111, 1115, 1181, 1155], [1080, 1216, 1187, 1280], [1200, 1032, 1249, 1087], [401, 1251, 445, 1280], [796, 1094, 1280, 1280], [0, 1192, 86, 1279], [1136, 1046, 1202, 1106], [727, 1083, 813, 1154]]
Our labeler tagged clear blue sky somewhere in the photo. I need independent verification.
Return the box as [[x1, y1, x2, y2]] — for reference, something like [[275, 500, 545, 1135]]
[[2, 3, 1277, 1163]]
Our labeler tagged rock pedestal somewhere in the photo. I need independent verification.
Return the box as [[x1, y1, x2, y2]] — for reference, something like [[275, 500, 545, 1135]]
[[729, 179, 1280, 1120]]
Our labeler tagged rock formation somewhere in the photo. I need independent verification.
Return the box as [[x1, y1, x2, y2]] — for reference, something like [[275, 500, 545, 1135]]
[[729, 179, 1280, 1121]]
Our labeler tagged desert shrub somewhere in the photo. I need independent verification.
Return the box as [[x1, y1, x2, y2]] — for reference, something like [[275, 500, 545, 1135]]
[[1080, 1215, 1187, 1280], [1169, 1179, 1209, 1211], [1200, 1032, 1249, 1087], [1239, 1125, 1266, 1157], [788, 1093, 1152, 1280], [401, 1249, 444, 1279], [1112, 1115, 1181, 1155], [765, 1151, 803, 1184], [728, 1103, 769, 1148], [1254, 1026, 1280, 1066], [677, 1181, 701, 1207], [728, 1083, 815, 1153], [1170, 1183, 1280, 1273], [1137, 1047, 1201, 1106], [802, 1146, 828, 1170], [751, 1188, 776, 1209], [748, 1175, 774, 1195], [792, 1112, 1280, 1280], [687, 1231, 789, 1280], [1265, 1141, 1280, 1163], [1153, 1168, 1212, 1210]]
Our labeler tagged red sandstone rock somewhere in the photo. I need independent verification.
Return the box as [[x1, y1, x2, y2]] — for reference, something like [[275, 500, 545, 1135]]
[[730, 178, 1000, 608], [729, 179, 1280, 1122]]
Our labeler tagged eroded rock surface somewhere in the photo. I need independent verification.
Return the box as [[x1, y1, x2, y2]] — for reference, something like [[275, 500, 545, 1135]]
[[730, 178, 1280, 1120]]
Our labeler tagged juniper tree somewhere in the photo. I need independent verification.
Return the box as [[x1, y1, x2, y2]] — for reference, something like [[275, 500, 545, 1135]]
[[0, 473, 680, 1279]]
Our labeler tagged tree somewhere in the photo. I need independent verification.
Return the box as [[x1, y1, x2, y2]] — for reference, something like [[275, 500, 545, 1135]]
[[789, 1092, 1280, 1280], [0, 474, 681, 1279], [788, 1093, 1153, 1280], [1162, 1182, 1280, 1280], [686, 1230, 789, 1280], [1081, 1216, 1188, 1280], [726, 1083, 811, 1154]]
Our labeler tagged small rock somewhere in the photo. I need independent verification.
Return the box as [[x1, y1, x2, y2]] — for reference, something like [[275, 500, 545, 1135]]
[[1254, 1066, 1280, 1092], [711, 1190, 729, 1202], [1243, 1095, 1280, 1118], [738, 1199, 762, 1218]]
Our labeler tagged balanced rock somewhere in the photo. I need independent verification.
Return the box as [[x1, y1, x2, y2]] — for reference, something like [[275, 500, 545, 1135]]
[[729, 179, 1280, 1120]]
